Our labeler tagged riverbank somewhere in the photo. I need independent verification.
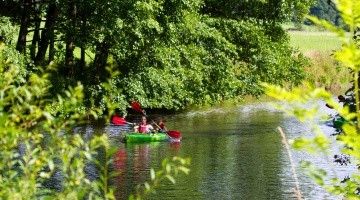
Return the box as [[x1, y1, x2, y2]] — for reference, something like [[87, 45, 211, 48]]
[[181, 95, 274, 113], [178, 29, 351, 113]]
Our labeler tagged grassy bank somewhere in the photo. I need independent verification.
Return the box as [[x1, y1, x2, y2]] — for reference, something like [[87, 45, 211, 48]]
[[184, 29, 349, 111], [289, 31, 341, 52], [288, 30, 351, 95]]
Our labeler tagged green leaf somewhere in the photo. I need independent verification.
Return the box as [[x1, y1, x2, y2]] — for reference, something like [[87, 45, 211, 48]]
[[166, 175, 176, 184], [150, 168, 155, 180]]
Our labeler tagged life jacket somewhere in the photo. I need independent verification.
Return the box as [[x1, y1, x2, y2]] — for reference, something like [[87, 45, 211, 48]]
[[138, 123, 148, 133], [111, 115, 127, 125]]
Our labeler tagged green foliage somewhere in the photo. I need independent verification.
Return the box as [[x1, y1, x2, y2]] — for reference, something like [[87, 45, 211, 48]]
[[309, 0, 345, 28], [265, 0, 360, 198], [114, 0, 241, 109], [0, 43, 116, 199], [0, 16, 18, 45], [0, 41, 26, 82], [68, 64, 128, 118], [56, 0, 123, 48], [88, 137, 118, 200], [5, 0, 310, 111], [203, 0, 315, 23], [0, 42, 190, 199], [112, 0, 307, 109], [209, 19, 307, 92], [93, 67, 128, 118], [302, 51, 351, 94]]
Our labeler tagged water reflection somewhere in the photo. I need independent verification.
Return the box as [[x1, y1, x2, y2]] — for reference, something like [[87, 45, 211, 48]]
[[112, 142, 181, 200]]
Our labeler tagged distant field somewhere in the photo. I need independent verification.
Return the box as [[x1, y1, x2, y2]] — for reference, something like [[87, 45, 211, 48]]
[[287, 30, 351, 95], [288, 31, 342, 53]]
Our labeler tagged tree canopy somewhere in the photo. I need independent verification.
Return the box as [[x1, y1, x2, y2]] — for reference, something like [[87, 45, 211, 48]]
[[309, 0, 343, 27], [0, 0, 314, 111]]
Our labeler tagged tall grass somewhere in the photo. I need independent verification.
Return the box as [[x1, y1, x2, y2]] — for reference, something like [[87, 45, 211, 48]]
[[288, 30, 351, 94], [303, 51, 351, 94]]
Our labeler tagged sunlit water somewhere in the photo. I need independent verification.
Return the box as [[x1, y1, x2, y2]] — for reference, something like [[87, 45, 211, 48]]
[[89, 102, 354, 199]]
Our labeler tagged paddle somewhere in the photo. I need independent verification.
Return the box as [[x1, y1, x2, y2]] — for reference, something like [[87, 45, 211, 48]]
[[150, 119, 182, 140], [130, 101, 182, 140], [130, 101, 145, 115], [166, 130, 182, 140]]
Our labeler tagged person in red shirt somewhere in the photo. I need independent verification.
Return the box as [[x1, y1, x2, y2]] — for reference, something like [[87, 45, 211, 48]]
[[157, 117, 167, 132]]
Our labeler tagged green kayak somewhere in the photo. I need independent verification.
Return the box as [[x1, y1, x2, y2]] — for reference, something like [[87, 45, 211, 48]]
[[123, 132, 169, 143]]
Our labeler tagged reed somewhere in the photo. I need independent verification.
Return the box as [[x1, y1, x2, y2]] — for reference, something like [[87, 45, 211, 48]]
[[288, 30, 351, 94], [278, 127, 303, 200], [303, 51, 351, 94]]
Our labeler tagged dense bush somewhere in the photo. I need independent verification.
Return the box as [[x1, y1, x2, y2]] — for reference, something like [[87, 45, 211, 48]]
[[208, 19, 308, 94], [0, 0, 312, 112], [0, 42, 116, 199], [0, 16, 18, 45], [112, 5, 307, 109]]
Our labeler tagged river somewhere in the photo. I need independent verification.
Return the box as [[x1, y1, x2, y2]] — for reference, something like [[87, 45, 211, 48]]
[[100, 102, 352, 199]]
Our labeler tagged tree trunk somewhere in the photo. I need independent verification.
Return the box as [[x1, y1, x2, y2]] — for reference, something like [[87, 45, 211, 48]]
[[30, 21, 40, 60], [30, 2, 41, 60], [93, 41, 110, 82], [355, 27, 360, 119], [64, 0, 77, 76], [79, 14, 87, 71], [48, 30, 55, 62], [80, 45, 85, 70], [65, 39, 75, 71], [35, 3, 57, 65], [16, 0, 32, 53]]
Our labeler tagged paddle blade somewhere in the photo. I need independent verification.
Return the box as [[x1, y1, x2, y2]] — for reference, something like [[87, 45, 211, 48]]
[[131, 101, 143, 113], [167, 130, 182, 139]]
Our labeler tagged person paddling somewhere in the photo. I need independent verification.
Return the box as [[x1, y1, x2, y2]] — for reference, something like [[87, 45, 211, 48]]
[[155, 117, 167, 132], [134, 116, 154, 134]]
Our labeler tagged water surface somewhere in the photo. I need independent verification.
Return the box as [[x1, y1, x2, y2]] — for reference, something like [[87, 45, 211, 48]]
[[106, 102, 350, 200]]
